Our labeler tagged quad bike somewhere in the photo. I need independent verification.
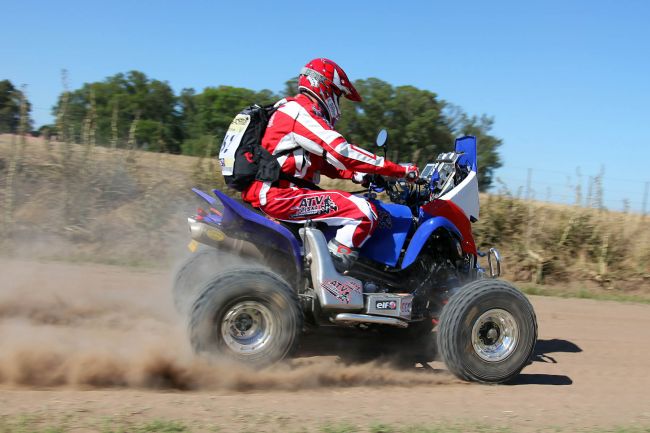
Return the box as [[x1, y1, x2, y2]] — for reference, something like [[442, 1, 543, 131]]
[[174, 132, 537, 384]]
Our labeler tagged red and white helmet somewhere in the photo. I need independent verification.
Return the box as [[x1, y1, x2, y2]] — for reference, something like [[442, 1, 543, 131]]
[[298, 58, 361, 125]]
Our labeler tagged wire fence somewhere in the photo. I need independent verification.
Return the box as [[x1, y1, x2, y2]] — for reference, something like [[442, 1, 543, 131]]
[[493, 165, 649, 215]]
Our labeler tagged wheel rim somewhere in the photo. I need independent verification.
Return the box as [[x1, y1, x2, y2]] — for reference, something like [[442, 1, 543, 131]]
[[220, 301, 274, 355], [471, 308, 519, 362]]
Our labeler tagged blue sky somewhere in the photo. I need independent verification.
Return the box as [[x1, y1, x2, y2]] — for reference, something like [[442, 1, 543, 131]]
[[2, 0, 649, 211]]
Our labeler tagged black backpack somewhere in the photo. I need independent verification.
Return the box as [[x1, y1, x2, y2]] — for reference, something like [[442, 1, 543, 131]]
[[218, 104, 279, 191], [218, 103, 320, 192]]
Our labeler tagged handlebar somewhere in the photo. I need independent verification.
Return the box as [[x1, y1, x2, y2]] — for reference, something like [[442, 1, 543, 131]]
[[357, 174, 431, 210], [355, 151, 470, 210], [366, 174, 428, 188], [414, 178, 429, 186]]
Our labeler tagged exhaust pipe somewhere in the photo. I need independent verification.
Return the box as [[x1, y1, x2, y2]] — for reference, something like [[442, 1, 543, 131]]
[[187, 218, 263, 260], [333, 313, 409, 328]]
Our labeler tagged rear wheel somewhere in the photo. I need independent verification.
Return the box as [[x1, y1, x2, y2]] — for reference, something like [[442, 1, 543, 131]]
[[189, 267, 302, 367], [172, 248, 242, 315], [437, 279, 537, 383]]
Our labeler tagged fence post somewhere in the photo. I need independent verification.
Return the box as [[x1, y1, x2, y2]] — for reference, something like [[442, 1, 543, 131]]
[[643, 181, 649, 219]]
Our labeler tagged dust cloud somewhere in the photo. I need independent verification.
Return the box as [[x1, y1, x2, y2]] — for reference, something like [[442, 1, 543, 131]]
[[0, 258, 453, 391]]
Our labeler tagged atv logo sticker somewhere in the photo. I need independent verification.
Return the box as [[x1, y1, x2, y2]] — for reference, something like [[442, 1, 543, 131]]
[[321, 279, 361, 304], [290, 195, 338, 218], [375, 300, 397, 310]]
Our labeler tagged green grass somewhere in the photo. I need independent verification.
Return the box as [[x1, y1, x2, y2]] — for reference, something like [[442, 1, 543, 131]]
[[326, 424, 650, 433], [0, 416, 648, 433], [0, 416, 190, 433], [369, 423, 512, 433], [321, 423, 359, 433], [102, 419, 189, 433], [0, 415, 65, 433], [588, 428, 650, 433]]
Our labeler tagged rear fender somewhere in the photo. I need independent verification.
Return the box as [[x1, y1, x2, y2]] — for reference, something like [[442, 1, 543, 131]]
[[192, 188, 303, 281], [192, 188, 222, 225], [400, 217, 462, 269]]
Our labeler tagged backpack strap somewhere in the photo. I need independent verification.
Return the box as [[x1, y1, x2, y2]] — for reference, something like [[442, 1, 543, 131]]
[[273, 146, 323, 191], [278, 172, 322, 191], [258, 100, 323, 191]]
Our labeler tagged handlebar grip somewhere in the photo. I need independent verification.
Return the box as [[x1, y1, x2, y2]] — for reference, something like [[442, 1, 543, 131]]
[[369, 174, 388, 187]]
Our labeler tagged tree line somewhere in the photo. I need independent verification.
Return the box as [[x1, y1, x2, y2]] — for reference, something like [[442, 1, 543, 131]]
[[1, 71, 502, 189]]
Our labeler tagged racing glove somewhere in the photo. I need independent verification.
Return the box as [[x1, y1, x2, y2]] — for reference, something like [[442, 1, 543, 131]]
[[351, 172, 366, 184], [362, 173, 389, 188], [404, 164, 419, 182], [352, 171, 381, 188]]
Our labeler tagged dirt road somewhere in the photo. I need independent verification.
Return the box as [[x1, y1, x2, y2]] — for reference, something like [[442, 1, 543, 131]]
[[0, 258, 649, 431]]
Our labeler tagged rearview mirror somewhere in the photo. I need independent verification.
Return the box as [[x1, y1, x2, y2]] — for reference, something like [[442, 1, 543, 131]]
[[376, 129, 388, 147]]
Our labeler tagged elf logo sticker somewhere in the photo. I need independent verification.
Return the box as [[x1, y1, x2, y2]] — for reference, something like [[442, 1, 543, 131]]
[[375, 300, 397, 310]]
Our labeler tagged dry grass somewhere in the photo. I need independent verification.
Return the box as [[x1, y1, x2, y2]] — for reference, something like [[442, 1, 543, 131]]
[[0, 134, 648, 297], [0, 134, 200, 266], [475, 192, 650, 296]]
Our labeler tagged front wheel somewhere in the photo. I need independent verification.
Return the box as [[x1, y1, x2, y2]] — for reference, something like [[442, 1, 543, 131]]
[[189, 267, 302, 367], [437, 279, 537, 384]]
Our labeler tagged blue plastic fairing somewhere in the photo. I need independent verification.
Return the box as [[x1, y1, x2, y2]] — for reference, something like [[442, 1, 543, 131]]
[[455, 136, 477, 172], [192, 189, 303, 276], [192, 188, 223, 224], [213, 190, 302, 263], [359, 201, 413, 267], [192, 188, 218, 206], [400, 216, 462, 269]]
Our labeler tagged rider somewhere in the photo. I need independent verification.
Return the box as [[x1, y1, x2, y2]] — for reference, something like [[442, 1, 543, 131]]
[[242, 58, 418, 270]]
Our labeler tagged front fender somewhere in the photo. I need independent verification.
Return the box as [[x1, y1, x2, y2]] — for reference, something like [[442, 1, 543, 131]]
[[400, 216, 462, 269]]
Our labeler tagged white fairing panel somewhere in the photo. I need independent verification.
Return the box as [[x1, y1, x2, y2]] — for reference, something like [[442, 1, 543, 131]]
[[440, 171, 480, 221]]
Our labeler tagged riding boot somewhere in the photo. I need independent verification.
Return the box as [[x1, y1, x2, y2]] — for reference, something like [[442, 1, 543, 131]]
[[327, 239, 359, 273]]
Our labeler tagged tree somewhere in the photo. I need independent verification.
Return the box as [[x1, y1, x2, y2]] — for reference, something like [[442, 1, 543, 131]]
[[0, 80, 32, 134], [52, 71, 182, 152], [283, 77, 299, 97], [336, 78, 454, 167], [298, 77, 501, 190], [47, 70, 502, 186]]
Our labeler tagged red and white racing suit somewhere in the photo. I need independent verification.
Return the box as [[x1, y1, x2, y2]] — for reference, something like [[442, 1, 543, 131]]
[[242, 94, 408, 249]]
